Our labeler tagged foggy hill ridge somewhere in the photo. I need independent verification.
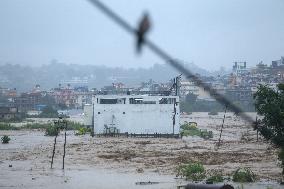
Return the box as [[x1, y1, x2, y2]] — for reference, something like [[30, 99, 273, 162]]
[[0, 61, 223, 92]]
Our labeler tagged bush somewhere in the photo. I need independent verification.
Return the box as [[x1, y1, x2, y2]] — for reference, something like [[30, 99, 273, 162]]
[[180, 122, 213, 139], [0, 123, 19, 130], [177, 162, 206, 181], [75, 127, 91, 135], [45, 125, 59, 136], [23, 121, 83, 131], [1, 135, 11, 144], [67, 121, 83, 130], [232, 168, 255, 182], [0, 116, 24, 123], [206, 174, 224, 183], [38, 106, 58, 118], [200, 130, 213, 139], [23, 123, 51, 130]]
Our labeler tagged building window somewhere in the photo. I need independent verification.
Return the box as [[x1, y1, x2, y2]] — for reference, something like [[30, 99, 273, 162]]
[[100, 99, 117, 104], [159, 98, 176, 104], [99, 98, 125, 104], [98, 112, 100, 114], [123, 112, 125, 114], [129, 98, 156, 104]]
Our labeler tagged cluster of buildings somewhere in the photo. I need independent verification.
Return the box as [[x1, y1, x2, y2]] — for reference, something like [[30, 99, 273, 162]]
[[0, 57, 283, 123], [0, 85, 94, 119], [180, 57, 284, 105]]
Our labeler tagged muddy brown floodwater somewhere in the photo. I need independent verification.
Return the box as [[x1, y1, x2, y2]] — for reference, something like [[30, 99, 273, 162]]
[[0, 112, 283, 189]]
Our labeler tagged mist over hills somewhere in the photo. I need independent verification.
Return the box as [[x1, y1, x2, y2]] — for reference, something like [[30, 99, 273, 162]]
[[0, 61, 223, 92]]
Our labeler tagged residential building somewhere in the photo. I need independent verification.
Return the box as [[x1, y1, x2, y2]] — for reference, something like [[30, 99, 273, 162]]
[[0, 106, 18, 120]]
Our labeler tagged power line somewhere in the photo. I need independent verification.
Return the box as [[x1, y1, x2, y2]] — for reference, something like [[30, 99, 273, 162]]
[[86, 0, 254, 124]]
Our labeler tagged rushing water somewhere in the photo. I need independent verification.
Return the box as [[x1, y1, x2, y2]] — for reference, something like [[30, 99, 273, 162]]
[[1, 163, 282, 189], [1, 120, 283, 189]]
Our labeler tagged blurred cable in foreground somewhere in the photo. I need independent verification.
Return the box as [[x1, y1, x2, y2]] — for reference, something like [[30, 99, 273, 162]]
[[86, 0, 254, 124]]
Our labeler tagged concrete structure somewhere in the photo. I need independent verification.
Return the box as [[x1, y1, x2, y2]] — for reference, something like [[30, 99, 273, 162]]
[[0, 106, 18, 120], [85, 95, 180, 134], [179, 80, 216, 101], [83, 104, 93, 128], [233, 62, 248, 76], [180, 81, 199, 97], [75, 92, 92, 108]]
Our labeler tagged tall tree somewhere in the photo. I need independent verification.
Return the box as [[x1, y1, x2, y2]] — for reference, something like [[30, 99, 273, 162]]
[[254, 84, 284, 174], [185, 92, 197, 103]]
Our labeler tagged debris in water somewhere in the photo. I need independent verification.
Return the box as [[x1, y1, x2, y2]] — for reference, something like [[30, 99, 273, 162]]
[[136, 168, 144, 173], [183, 183, 234, 189], [135, 181, 159, 185]]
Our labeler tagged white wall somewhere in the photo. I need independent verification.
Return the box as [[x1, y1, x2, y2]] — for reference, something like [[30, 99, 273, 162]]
[[84, 104, 93, 127], [91, 95, 180, 134]]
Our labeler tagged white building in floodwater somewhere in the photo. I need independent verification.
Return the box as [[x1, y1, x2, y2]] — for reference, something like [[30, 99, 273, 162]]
[[84, 95, 180, 134]]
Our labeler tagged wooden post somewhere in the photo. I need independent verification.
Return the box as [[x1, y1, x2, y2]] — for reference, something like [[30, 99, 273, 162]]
[[217, 105, 227, 148], [62, 121, 67, 169], [256, 116, 259, 142], [92, 103, 95, 137], [173, 101, 176, 135], [51, 125, 59, 169]]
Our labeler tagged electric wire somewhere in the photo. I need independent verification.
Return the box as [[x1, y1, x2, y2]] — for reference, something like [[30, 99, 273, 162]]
[[86, 0, 255, 124]]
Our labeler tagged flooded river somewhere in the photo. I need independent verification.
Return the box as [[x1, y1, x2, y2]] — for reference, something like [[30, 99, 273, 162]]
[[1, 113, 283, 188]]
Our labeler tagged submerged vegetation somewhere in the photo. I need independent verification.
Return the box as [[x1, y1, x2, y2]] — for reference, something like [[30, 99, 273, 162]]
[[1, 135, 11, 144], [0, 121, 83, 131], [177, 162, 256, 184], [232, 168, 255, 183], [177, 162, 206, 181], [180, 122, 213, 139], [0, 119, 86, 137], [0, 123, 19, 130], [45, 125, 59, 136], [38, 106, 58, 118], [75, 127, 92, 135], [206, 174, 224, 183]]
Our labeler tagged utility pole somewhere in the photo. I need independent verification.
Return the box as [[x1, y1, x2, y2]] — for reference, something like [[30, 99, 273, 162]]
[[255, 116, 259, 142], [173, 101, 176, 135], [62, 119, 67, 170], [217, 105, 227, 148], [51, 116, 67, 169], [50, 127, 59, 169], [91, 103, 95, 137]]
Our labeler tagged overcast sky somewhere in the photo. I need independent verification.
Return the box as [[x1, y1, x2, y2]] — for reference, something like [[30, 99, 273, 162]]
[[0, 0, 283, 71]]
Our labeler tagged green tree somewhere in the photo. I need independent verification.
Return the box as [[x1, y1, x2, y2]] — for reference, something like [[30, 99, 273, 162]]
[[39, 106, 58, 118], [254, 84, 284, 174], [185, 92, 197, 103]]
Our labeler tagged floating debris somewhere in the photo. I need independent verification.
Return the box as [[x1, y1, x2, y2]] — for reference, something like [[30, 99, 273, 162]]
[[181, 183, 234, 189], [135, 181, 159, 185]]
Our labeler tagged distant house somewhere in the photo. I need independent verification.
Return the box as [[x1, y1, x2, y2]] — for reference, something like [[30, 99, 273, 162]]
[[0, 106, 18, 120], [233, 62, 248, 76], [51, 87, 77, 108], [75, 92, 93, 108], [14, 92, 42, 112]]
